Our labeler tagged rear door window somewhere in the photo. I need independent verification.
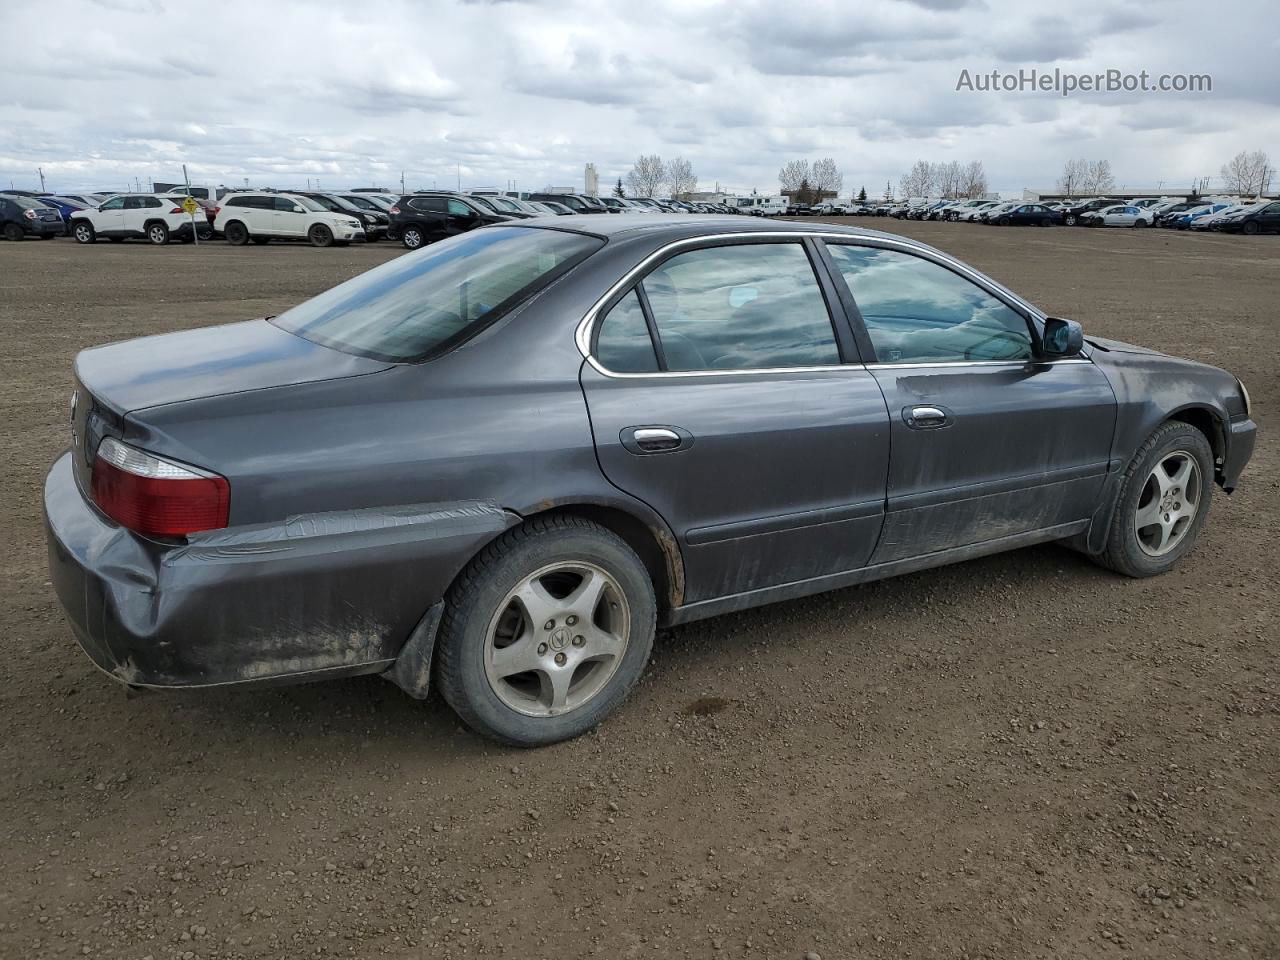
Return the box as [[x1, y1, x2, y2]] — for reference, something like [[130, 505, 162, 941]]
[[638, 242, 840, 371], [595, 290, 659, 373]]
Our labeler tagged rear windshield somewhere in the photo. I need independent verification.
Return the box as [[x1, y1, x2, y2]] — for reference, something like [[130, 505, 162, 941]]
[[271, 226, 603, 362]]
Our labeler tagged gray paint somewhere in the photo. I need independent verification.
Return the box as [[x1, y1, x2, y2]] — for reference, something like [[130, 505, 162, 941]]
[[44, 216, 1258, 692]]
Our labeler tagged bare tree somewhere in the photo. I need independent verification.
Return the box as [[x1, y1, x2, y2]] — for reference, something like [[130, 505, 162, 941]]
[[778, 160, 810, 193], [666, 156, 697, 200], [810, 158, 843, 200], [898, 160, 932, 198], [1221, 149, 1271, 197], [1085, 159, 1115, 194], [960, 160, 987, 198], [1056, 159, 1088, 195], [626, 154, 666, 198]]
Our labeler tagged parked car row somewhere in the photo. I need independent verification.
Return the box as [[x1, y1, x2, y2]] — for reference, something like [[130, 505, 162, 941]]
[[869, 195, 1280, 234]]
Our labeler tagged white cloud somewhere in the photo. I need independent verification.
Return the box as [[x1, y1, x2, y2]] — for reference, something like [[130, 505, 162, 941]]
[[0, 0, 1274, 196]]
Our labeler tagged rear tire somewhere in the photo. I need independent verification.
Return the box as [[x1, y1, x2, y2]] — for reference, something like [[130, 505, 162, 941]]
[[72, 221, 96, 243], [1094, 422, 1214, 578], [1133, 219, 1147, 229], [224, 221, 249, 245], [308, 223, 334, 247], [147, 222, 169, 245], [1065, 214, 1078, 226], [400, 225, 425, 249], [435, 515, 657, 746], [3, 223, 25, 241]]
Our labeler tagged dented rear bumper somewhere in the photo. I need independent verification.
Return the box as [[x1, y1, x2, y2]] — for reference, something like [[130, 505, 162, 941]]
[[43, 452, 517, 689]]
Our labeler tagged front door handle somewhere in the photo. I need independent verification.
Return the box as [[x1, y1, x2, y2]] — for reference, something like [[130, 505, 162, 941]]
[[621, 425, 692, 454], [903, 405, 952, 429]]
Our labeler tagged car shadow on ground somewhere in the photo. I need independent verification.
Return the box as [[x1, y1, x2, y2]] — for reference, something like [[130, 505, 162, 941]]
[[93, 540, 1110, 760]]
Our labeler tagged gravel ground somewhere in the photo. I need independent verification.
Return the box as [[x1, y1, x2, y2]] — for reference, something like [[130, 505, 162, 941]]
[[0, 221, 1275, 960]]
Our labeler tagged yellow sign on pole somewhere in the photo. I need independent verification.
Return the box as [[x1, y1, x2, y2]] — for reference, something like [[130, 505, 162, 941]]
[[180, 196, 199, 216]]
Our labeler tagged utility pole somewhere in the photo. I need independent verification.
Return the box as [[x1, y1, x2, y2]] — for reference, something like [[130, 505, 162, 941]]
[[400, 170, 405, 193], [456, 164, 461, 191], [38, 167, 45, 191]]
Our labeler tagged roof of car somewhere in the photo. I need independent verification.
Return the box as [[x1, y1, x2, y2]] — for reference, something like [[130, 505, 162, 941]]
[[517, 214, 910, 244]]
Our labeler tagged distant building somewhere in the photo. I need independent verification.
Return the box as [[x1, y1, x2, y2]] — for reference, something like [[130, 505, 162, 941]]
[[584, 163, 599, 198]]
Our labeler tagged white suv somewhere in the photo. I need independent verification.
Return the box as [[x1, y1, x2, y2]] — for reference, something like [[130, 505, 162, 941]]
[[213, 192, 364, 247], [70, 194, 202, 245]]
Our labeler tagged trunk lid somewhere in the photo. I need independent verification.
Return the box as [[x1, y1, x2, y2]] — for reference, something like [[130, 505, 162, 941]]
[[74, 318, 393, 416]]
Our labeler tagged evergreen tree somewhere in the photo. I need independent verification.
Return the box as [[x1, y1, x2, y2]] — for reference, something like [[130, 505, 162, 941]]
[[857, 185, 867, 202], [613, 177, 625, 198]]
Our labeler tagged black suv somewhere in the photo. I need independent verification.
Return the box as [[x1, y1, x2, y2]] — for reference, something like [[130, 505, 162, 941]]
[[525, 192, 609, 214], [0, 194, 64, 240], [390, 193, 511, 249]]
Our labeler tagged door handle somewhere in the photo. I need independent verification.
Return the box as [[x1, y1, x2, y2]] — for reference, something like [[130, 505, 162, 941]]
[[621, 426, 691, 454], [903, 405, 952, 429]]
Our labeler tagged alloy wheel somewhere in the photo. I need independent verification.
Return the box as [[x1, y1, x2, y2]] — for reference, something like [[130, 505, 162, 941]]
[[483, 561, 630, 718], [1134, 450, 1201, 557]]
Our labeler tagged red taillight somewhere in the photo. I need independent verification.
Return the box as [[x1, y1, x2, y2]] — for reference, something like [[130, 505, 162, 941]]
[[23, 208, 36, 220], [388, 205, 400, 214], [90, 438, 229, 537], [169, 206, 184, 214]]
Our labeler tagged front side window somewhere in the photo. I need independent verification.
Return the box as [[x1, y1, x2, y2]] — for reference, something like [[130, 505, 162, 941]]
[[827, 244, 1033, 364], [640, 242, 839, 371], [99, 197, 125, 210], [274, 197, 302, 212], [447, 199, 474, 217], [272, 226, 602, 362]]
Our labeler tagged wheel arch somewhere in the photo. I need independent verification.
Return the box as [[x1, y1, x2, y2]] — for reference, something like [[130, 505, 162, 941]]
[[523, 500, 685, 615], [1165, 403, 1227, 481]]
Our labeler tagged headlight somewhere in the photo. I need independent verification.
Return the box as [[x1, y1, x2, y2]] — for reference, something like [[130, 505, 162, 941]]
[[1237, 378, 1251, 416], [343, 218, 360, 228]]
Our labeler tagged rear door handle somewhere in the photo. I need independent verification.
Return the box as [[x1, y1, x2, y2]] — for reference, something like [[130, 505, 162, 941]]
[[621, 425, 692, 454], [903, 405, 952, 429]]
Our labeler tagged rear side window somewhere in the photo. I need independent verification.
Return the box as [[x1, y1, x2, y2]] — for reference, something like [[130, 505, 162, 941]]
[[827, 245, 1032, 364], [411, 197, 446, 213], [272, 226, 603, 362], [596, 290, 658, 373], [639, 242, 839, 371]]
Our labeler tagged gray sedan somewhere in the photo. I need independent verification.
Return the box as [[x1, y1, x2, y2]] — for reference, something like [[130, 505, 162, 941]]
[[44, 217, 1256, 745]]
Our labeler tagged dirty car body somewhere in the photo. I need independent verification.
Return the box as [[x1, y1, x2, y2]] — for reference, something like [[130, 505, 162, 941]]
[[45, 217, 1256, 719]]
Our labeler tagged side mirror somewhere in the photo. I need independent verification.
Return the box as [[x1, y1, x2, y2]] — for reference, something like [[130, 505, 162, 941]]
[[1041, 317, 1084, 359]]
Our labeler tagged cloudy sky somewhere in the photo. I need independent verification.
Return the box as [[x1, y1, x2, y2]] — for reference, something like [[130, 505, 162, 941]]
[[1, 0, 1275, 197]]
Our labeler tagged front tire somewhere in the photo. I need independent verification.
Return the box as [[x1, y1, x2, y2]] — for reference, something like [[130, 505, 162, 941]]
[[1065, 214, 1078, 226], [436, 516, 657, 746], [1095, 422, 1214, 578], [1242, 221, 1260, 235], [308, 223, 334, 247]]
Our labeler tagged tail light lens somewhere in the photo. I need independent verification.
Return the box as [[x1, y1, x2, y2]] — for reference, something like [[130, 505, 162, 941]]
[[91, 438, 229, 537], [169, 206, 184, 214], [23, 208, 36, 220], [388, 205, 400, 215]]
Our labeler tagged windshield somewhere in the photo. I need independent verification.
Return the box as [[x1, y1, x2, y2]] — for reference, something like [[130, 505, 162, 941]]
[[304, 195, 342, 212], [271, 226, 604, 362], [342, 195, 379, 210]]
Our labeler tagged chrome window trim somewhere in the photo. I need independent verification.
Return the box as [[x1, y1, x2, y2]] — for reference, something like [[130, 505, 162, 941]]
[[575, 230, 1051, 378]]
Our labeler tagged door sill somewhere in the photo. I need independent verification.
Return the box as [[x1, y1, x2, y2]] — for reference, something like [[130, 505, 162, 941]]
[[664, 519, 1089, 626]]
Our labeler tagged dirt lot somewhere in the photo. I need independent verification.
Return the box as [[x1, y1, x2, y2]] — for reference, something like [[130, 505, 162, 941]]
[[1, 222, 1275, 960]]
